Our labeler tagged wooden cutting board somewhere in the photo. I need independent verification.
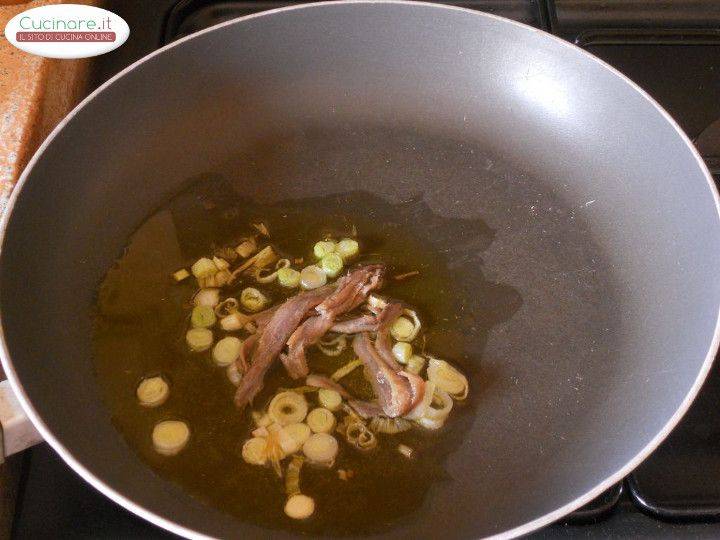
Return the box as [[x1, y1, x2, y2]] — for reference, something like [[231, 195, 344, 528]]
[[0, 0, 92, 215], [0, 3, 93, 532]]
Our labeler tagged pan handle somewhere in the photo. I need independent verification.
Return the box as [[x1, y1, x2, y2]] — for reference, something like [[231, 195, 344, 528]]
[[0, 380, 42, 461]]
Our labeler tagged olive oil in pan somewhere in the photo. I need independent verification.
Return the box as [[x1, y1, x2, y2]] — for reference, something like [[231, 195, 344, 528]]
[[93, 179, 516, 535]]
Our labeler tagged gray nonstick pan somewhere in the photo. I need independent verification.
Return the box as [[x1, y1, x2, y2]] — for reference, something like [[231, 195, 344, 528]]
[[0, 2, 719, 538]]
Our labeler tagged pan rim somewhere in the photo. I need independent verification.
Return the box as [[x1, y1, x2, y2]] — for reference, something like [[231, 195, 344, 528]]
[[0, 1, 718, 539]]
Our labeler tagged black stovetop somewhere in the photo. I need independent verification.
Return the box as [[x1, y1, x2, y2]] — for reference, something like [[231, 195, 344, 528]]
[[12, 1, 720, 538]]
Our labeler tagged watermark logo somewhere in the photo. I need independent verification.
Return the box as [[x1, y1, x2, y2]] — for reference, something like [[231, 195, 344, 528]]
[[4, 4, 129, 59]]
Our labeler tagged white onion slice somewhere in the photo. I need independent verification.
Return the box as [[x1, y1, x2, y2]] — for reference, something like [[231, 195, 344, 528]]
[[417, 389, 453, 430], [285, 494, 315, 519], [427, 357, 469, 400], [152, 420, 190, 455], [302, 433, 338, 466], [136, 376, 169, 408]]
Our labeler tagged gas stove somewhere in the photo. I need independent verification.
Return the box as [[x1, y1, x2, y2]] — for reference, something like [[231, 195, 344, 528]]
[[11, 1, 720, 537]]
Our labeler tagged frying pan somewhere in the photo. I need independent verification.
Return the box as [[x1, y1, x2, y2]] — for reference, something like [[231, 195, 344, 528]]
[[1, 1, 719, 538]]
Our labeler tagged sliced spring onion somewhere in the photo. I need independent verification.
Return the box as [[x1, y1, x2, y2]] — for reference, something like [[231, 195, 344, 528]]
[[318, 389, 342, 411], [253, 411, 272, 427], [417, 389, 453, 430], [201, 269, 231, 288], [317, 334, 347, 357], [284, 422, 312, 449], [232, 246, 278, 281], [344, 420, 377, 451], [274, 423, 302, 455], [265, 424, 286, 476], [397, 444, 414, 458], [369, 416, 413, 434], [357, 429, 377, 450], [214, 297, 239, 318], [172, 269, 190, 282], [285, 455, 305, 497], [256, 258, 291, 284], [253, 222, 270, 237], [427, 357, 469, 400], [213, 246, 238, 262], [255, 267, 277, 284], [249, 246, 278, 271], [313, 240, 336, 259], [136, 376, 169, 407], [336, 238, 359, 260], [300, 265, 327, 290], [217, 270, 232, 286], [341, 404, 362, 421], [252, 426, 269, 438], [390, 317, 413, 341], [320, 253, 344, 278], [191, 257, 217, 279], [284, 494, 315, 520], [152, 420, 190, 456], [226, 363, 242, 386], [212, 336, 242, 366], [392, 342, 413, 364], [341, 419, 359, 437], [268, 391, 309, 426], [302, 433, 338, 467], [278, 428, 302, 456], [252, 426, 270, 437], [278, 267, 301, 288], [391, 310, 421, 342], [242, 437, 267, 465], [220, 311, 250, 331], [212, 256, 230, 271], [194, 288, 220, 308], [331, 358, 363, 381], [186, 328, 213, 352], [235, 238, 257, 258], [255, 245, 278, 267], [406, 354, 426, 375], [240, 287, 268, 312], [191, 305, 216, 328], [405, 381, 436, 420], [306, 408, 336, 434]]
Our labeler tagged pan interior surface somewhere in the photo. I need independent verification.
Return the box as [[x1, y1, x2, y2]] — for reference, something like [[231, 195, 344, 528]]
[[1, 3, 719, 538]]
